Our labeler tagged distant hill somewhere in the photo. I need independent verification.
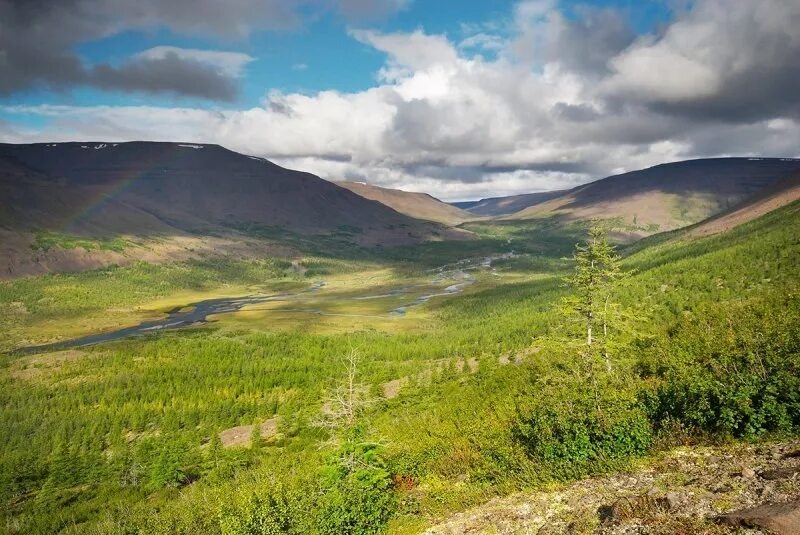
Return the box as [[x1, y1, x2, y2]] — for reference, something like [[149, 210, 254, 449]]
[[689, 171, 800, 237], [0, 142, 466, 278], [452, 190, 569, 216], [506, 158, 800, 236], [337, 181, 473, 225]]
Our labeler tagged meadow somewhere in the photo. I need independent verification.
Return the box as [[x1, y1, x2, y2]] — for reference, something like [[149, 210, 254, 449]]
[[1, 203, 799, 533]]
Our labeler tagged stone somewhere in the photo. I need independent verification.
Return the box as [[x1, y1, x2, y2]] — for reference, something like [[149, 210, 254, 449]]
[[598, 503, 623, 524], [741, 467, 757, 478], [759, 467, 800, 481], [711, 483, 733, 494], [664, 491, 685, 511], [717, 499, 800, 535]]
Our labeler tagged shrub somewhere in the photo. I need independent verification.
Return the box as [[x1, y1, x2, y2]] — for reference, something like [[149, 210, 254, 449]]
[[641, 298, 800, 440], [315, 435, 397, 535], [514, 381, 653, 479], [220, 486, 308, 535]]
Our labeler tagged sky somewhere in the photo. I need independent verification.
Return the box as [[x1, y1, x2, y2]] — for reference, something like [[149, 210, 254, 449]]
[[1, 0, 799, 201]]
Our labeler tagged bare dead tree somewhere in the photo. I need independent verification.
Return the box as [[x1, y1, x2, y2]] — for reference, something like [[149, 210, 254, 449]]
[[312, 348, 384, 473], [313, 348, 377, 434]]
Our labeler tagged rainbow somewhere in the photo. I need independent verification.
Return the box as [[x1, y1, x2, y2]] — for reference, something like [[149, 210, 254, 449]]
[[63, 144, 183, 229]]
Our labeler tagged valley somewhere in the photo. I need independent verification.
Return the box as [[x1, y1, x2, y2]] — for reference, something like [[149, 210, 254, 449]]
[[1, 143, 799, 535], [14, 254, 507, 354], [3, 2, 800, 533]]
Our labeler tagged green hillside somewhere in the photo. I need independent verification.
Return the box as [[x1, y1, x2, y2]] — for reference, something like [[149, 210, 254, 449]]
[[1, 202, 798, 534]]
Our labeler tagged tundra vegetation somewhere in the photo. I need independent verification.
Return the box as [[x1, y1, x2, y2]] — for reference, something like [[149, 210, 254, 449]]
[[1, 202, 799, 534]]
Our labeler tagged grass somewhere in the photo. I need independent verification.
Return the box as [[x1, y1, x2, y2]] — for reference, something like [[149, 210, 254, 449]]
[[32, 231, 133, 253], [0, 258, 307, 351]]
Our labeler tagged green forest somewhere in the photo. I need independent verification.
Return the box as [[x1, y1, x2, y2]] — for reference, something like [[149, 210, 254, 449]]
[[2, 201, 799, 534]]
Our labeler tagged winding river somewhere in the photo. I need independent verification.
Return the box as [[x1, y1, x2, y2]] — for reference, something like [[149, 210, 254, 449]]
[[17, 254, 512, 354]]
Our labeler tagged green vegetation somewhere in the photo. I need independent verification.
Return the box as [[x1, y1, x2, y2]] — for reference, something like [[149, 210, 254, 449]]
[[32, 231, 132, 253], [0, 257, 314, 351], [1, 202, 799, 534]]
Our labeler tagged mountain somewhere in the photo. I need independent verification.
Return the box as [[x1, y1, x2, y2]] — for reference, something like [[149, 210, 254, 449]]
[[689, 171, 800, 237], [452, 190, 569, 216], [506, 158, 800, 236], [336, 181, 473, 225], [0, 142, 466, 278]]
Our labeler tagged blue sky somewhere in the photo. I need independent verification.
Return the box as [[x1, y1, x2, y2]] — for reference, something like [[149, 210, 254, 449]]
[[1, 0, 798, 201]]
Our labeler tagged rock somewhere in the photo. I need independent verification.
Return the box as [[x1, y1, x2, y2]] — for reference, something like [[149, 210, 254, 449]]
[[759, 467, 800, 481], [664, 491, 685, 511], [716, 499, 800, 535], [741, 467, 757, 479], [759, 482, 777, 499], [598, 503, 622, 524], [711, 483, 733, 494]]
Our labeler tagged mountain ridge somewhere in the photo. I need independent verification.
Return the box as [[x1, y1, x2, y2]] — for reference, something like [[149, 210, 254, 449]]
[[503, 157, 800, 236]]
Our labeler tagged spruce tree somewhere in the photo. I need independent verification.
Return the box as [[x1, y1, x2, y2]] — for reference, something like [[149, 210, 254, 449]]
[[208, 432, 223, 470], [561, 224, 627, 407], [250, 422, 263, 450]]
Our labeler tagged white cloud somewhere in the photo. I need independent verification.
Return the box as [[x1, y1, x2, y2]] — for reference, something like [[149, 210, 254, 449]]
[[458, 33, 506, 53], [604, 0, 800, 118]]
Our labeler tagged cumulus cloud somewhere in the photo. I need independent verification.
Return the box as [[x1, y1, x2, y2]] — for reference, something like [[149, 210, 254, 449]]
[[2, 0, 800, 200], [605, 0, 800, 121], [510, 2, 635, 75], [90, 53, 243, 101]]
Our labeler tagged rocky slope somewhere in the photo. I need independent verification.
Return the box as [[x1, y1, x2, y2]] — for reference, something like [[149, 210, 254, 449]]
[[425, 440, 800, 534]]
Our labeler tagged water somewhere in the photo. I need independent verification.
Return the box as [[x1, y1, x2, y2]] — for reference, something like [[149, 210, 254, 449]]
[[16, 254, 513, 353]]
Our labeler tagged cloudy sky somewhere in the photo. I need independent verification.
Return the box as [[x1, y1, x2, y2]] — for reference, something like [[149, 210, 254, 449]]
[[1, 0, 799, 201]]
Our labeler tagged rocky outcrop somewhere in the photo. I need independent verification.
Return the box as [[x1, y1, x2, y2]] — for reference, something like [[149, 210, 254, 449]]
[[425, 440, 800, 534], [717, 499, 800, 534]]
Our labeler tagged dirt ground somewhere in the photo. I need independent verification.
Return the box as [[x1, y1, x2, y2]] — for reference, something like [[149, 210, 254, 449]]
[[219, 418, 280, 447]]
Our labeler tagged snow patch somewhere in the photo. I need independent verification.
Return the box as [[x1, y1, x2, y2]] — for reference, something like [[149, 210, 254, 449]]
[[178, 144, 204, 149], [93, 143, 107, 150]]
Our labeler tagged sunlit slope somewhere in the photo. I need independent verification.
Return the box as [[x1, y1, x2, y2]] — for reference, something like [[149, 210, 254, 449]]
[[506, 157, 800, 236], [337, 181, 473, 225]]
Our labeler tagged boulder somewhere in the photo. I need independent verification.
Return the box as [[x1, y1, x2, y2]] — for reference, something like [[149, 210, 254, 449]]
[[717, 499, 800, 535], [759, 467, 800, 481]]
